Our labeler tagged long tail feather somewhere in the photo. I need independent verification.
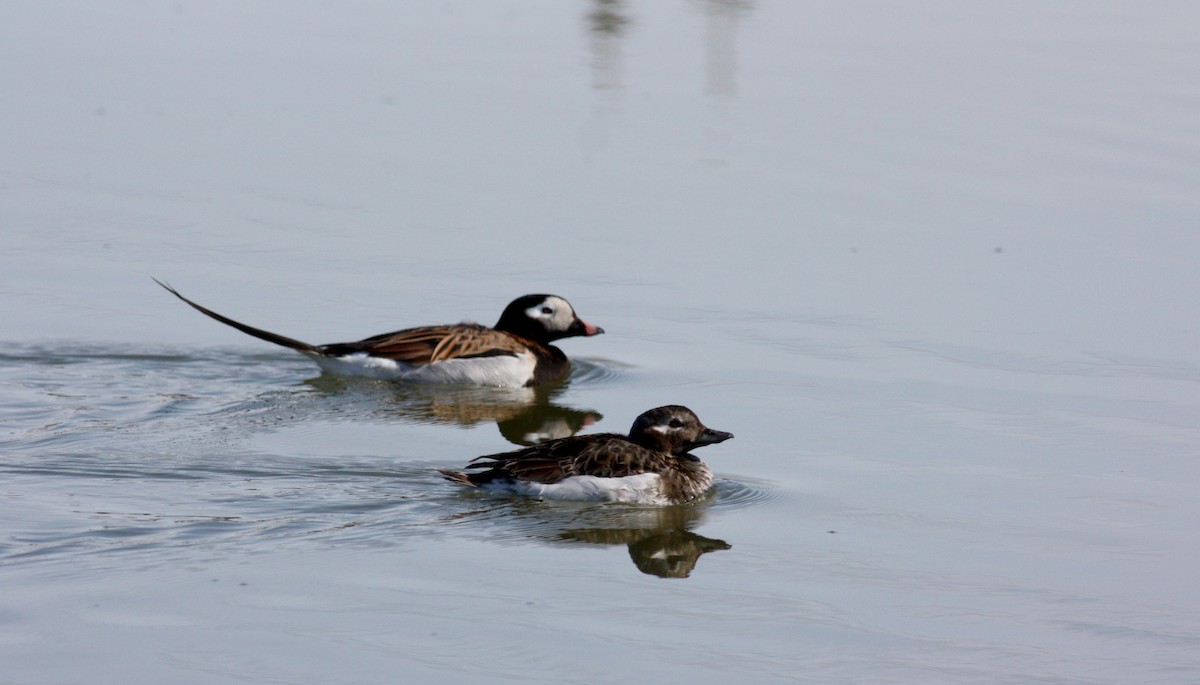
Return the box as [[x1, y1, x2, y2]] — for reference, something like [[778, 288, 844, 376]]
[[437, 468, 480, 487], [154, 278, 320, 354]]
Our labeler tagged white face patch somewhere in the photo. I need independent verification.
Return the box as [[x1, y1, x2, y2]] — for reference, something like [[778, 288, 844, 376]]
[[524, 296, 575, 333]]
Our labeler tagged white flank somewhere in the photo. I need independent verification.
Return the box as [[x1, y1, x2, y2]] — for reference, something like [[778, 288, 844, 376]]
[[308, 351, 536, 387], [481, 473, 668, 505]]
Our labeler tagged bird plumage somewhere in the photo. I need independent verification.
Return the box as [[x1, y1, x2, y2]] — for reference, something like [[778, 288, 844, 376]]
[[154, 280, 602, 386], [440, 405, 733, 504]]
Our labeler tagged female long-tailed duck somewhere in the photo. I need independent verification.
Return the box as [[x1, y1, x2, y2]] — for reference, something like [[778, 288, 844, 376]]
[[154, 280, 603, 387], [439, 405, 733, 504]]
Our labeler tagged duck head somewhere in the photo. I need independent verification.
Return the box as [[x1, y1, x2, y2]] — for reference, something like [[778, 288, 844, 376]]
[[495, 294, 604, 344], [628, 405, 733, 455]]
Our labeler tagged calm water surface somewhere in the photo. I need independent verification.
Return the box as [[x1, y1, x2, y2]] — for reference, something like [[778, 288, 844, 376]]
[[3, 2, 1199, 684]]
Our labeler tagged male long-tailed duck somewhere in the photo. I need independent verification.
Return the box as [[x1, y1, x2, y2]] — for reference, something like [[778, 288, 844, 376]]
[[154, 280, 603, 387], [439, 405, 733, 504]]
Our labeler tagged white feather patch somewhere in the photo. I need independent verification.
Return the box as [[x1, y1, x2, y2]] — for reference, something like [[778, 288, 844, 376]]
[[481, 473, 667, 505], [524, 296, 574, 333], [308, 351, 537, 387]]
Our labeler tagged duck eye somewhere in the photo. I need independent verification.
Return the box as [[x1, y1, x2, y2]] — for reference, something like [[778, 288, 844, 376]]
[[541, 306, 553, 315], [668, 418, 684, 429]]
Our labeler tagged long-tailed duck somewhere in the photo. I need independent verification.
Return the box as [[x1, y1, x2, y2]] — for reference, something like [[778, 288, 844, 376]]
[[439, 405, 733, 504], [154, 279, 603, 387]]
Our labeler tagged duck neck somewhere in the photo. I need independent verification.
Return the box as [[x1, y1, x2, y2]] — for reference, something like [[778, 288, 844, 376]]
[[661, 457, 714, 503]]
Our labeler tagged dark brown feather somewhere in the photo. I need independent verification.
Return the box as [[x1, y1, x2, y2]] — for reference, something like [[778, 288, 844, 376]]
[[319, 324, 531, 364], [440, 405, 732, 503], [462, 434, 667, 485]]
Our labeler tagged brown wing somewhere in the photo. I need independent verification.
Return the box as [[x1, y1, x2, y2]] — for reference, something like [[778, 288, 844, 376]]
[[320, 324, 529, 365], [463, 434, 662, 484]]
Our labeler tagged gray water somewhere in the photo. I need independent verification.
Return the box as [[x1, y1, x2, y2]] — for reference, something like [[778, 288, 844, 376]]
[[3, 2, 1199, 683]]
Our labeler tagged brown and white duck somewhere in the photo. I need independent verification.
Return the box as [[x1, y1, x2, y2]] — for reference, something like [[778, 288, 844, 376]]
[[439, 405, 733, 504], [154, 280, 603, 387]]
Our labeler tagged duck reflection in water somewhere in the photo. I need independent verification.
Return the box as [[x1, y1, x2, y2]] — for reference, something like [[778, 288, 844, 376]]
[[443, 496, 731, 579], [306, 372, 601, 446], [556, 502, 731, 578]]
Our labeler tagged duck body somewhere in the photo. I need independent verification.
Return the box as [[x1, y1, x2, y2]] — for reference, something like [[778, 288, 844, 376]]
[[440, 405, 733, 505], [307, 323, 562, 385], [154, 280, 602, 387]]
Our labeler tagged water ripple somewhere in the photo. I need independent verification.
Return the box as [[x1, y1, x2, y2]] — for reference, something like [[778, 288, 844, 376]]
[[569, 358, 636, 386], [0, 342, 765, 579], [711, 475, 787, 511]]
